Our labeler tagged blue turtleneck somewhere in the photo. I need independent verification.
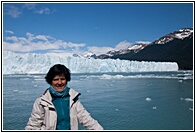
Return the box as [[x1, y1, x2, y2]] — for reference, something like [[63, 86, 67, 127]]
[[49, 86, 70, 130]]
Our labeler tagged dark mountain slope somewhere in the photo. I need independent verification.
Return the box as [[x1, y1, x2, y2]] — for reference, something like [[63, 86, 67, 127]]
[[111, 36, 193, 70]]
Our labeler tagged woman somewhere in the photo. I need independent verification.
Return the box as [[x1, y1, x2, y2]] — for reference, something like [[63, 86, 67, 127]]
[[25, 64, 103, 130]]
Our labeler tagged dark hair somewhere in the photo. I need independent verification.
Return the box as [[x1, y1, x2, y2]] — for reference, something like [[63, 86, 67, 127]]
[[45, 64, 71, 85]]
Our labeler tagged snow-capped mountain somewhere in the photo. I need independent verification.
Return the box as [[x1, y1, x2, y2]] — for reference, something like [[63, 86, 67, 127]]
[[103, 28, 193, 70], [84, 52, 96, 58], [97, 28, 193, 59], [127, 43, 150, 53], [97, 43, 150, 59], [153, 28, 193, 44]]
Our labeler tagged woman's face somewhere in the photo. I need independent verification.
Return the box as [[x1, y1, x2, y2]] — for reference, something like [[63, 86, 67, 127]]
[[51, 74, 67, 91]]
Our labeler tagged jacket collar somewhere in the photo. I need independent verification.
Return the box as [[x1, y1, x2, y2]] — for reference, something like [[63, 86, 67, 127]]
[[40, 88, 80, 107]]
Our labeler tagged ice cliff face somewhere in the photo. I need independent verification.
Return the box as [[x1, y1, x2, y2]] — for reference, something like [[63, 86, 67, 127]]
[[3, 51, 178, 74]]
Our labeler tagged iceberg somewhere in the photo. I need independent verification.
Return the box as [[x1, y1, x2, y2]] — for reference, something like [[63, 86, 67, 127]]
[[3, 51, 178, 74]]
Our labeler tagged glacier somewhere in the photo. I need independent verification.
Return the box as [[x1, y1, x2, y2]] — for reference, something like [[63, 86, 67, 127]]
[[3, 51, 179, 74]]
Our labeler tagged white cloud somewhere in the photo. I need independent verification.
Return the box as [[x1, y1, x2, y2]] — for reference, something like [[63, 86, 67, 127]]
[[46, 35, 56, 41], [6, 36, 18, 42], [4, 41, 24, 51], [24, 3, 55, 15], [23, 3, 36, 10], [3, 32, 86, 53], [87, 46, 114, 55], [5, 5, 22, 18], [5, 30, 14, 34], [4, 31, 148, 56], [47, 50, 74, 57], [35, 7, 51, 14], [66, 42, 86, 48], [87, 40, 133, 55], [136, 41, 151, 44], [18, 37, 28, 45], [26, 32, 34, 37], [36, 35, 48, 41], [4, 3, 55, 18], [26, 32, 36, 41], [114, 40, 132, 50]]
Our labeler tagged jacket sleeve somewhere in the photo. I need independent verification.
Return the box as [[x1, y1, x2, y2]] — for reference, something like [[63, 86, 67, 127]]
[[25, 98, 45, 130], [75, 100, 104, 130]]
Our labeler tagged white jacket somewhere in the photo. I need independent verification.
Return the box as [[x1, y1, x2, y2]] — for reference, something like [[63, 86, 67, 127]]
[[25, 88, 103, 130]]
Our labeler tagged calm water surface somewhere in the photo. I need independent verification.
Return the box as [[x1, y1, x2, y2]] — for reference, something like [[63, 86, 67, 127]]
[[3, 71, 193, 130]]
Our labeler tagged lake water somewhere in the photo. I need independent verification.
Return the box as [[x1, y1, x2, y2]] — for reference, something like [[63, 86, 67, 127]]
[[3, 71, 193, 131]]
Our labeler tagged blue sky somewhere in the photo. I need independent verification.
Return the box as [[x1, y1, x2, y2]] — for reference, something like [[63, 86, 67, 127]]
[[3, 2, 193, 56]]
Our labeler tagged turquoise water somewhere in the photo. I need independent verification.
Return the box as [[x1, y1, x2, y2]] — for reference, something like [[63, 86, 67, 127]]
[[3, 71, 193, 130]]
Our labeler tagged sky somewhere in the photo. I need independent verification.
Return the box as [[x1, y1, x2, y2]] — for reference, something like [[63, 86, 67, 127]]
[[3, 2, 194, 56]]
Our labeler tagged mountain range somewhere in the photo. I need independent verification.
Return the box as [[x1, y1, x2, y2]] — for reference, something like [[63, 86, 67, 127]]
[[94, 28, 193, 70]]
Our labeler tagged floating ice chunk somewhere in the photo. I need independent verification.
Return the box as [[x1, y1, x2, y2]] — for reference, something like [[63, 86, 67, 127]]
[[189, 108, 193, 111], [178, 80, 183, 82], [114, 75, 124, 79], [115, 109, 119, 111], [34, 78, 45, 80], [146, 97, 152, 101], [184, 98, 193, 102], [152, 106, 157, 109], [100, 74, 125, 79], [180, 98, 193, 102], [177, 73, 193, 80], [33, 75, 42, 78], [20, 78, 30, 80], [13, 90, 19, 92]]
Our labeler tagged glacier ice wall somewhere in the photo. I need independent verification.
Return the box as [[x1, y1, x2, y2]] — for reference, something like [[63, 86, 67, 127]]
[[3, 51, 178, 74]]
